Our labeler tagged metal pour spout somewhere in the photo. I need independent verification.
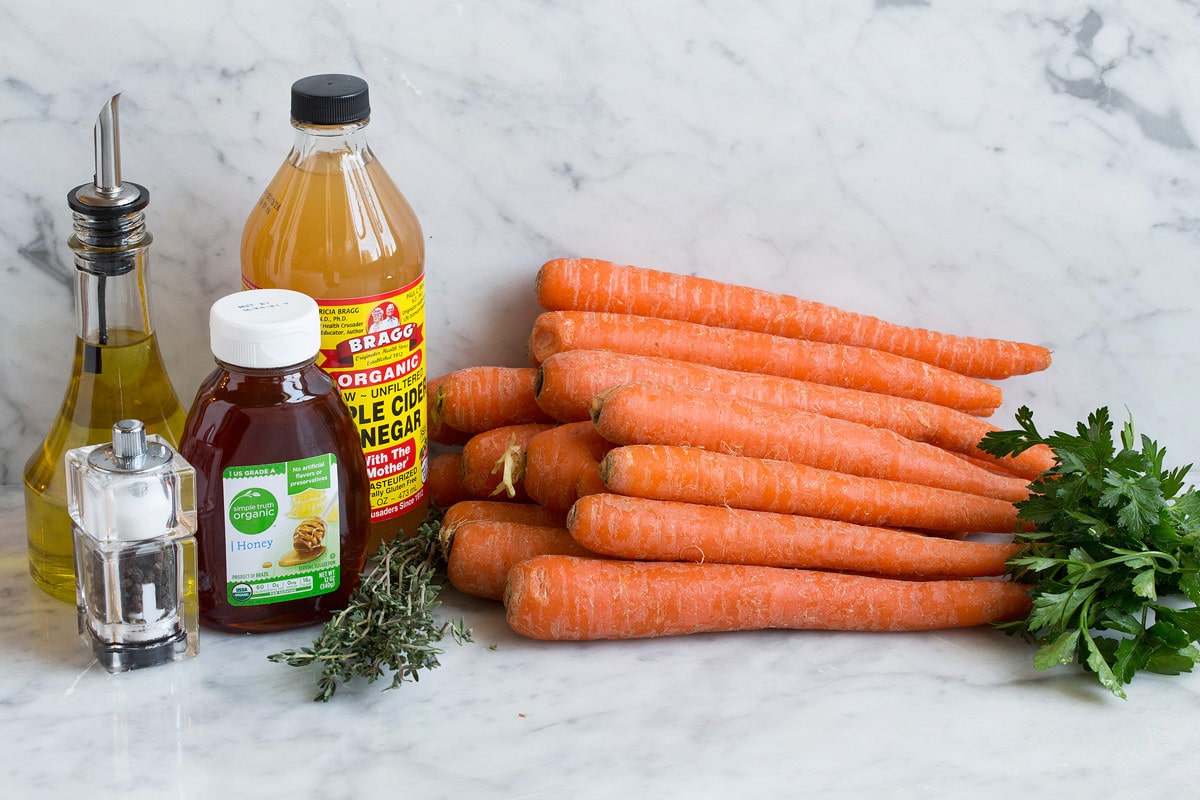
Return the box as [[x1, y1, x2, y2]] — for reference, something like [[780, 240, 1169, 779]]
[[69, 93, 147, 213], [94, 95, 123, 197]]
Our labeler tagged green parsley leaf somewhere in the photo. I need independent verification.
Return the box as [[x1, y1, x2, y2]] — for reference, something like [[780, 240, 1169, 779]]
[[1032, 629, 1079, 669], [979, 406, 1200, 698], [1131, 569, 1158, 600]]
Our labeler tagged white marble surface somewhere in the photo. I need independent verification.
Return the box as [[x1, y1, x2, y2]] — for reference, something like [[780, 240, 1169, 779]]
[[2, 0, 1200, 796], [2, 482, 1199, 799]]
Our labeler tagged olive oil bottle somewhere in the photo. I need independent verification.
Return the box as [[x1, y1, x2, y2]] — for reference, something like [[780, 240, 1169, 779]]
[[24, 95, 185, 603]]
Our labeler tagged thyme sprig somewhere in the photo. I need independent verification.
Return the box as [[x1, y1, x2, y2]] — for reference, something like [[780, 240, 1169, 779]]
[[980, 406, 1200, 698], [268, 508, 471, 702]]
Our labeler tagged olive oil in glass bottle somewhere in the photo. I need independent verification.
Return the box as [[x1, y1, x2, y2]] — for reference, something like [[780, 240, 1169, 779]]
[[23, 95, 185, 603]]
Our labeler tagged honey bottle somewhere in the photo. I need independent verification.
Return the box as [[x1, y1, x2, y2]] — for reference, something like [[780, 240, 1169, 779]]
[[179, 289, 370, 632], [241, 74, 429, 552], [24, 95, 186, 603]]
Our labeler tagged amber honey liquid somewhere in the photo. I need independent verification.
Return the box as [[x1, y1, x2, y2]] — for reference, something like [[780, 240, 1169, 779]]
[[241, 133, 428, 550], [24, 330, 186, 602], [180, 361, 371, 632]]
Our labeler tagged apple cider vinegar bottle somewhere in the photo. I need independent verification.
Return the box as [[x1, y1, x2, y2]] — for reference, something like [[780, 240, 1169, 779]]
[[240, 74, 428, 552]]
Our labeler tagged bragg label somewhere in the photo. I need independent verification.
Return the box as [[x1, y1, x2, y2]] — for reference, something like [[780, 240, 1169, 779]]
[[266, 276, 428, 523]]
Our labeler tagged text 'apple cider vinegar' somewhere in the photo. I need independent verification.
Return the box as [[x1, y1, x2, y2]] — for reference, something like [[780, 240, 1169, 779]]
[[241, 74, 428, 551]]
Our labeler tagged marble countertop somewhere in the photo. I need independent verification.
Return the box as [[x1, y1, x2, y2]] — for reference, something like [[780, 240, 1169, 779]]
[[3, 0, 1200, 796], [3, 482, 1198, 798]]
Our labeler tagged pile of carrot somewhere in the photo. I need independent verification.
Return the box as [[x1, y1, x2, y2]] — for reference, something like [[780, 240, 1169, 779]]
[[426, 258, 1050, 641]]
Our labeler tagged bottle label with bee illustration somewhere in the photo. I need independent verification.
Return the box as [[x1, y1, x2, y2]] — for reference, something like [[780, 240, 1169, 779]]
[[221, 453, 341, 606]]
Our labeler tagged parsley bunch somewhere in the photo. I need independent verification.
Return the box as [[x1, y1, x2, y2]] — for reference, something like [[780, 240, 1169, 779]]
[[269, 509, 471, 702], [980, 406, 1200, 698]]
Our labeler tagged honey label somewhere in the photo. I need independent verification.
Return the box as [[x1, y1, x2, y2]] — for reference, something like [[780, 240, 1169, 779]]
[[308, 278, 428, 523], [222, 454, 341, 606]]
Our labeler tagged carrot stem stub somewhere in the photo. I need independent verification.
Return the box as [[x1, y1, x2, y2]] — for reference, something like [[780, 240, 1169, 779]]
[[504, 555, 1033, 641]]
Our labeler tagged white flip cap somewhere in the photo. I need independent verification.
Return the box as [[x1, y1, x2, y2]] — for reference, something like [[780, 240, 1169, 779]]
[[209, 289, 321, 369]]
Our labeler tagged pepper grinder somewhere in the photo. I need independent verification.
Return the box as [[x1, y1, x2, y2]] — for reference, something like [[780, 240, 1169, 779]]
[[66, 420, 199, 672]]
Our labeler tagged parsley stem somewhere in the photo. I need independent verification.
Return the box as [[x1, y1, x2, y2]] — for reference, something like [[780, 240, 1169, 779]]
[[1089, 550, 1179, 573]]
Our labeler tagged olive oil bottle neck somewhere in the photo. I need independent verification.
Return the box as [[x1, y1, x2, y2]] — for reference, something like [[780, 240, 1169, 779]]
[[69, 209, 155, 349]]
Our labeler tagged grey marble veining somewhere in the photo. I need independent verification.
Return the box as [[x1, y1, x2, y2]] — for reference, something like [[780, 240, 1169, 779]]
[[2, 1, 1200, 795]]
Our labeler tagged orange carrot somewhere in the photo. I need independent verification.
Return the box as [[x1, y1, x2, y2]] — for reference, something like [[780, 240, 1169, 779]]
[[600, 444, 1025, 533], [568, 494, 1019, 578], [591, 382, 1029, 502], [574, 468, 607, 499], [529, 311, 1001, 415], [439, 498, 569, 555], [440, 499, 568, 536], [505, 555, 1033, 640], [461, 423, 559, 500], [536, 258, 1051, 380], [434, 366, 555, 433], [447, 521, 596, 601], [524, 422, 614, 513], [535, 349, 1053, 479], [427, 375, 472, 446], [530, 311, 998, 417], [947, 450, 1028, 480], [426, 452, 474, 508]]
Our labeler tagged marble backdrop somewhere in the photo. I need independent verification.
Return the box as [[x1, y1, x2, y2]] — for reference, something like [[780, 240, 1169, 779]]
[[3, 0, 1200, 485]]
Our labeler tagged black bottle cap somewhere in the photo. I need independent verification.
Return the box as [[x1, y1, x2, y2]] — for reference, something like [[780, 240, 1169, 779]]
[[291, 74, 370, 125]]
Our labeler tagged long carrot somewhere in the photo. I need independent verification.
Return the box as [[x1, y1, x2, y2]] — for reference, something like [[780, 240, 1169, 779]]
[[447, 521, 596, 601], [434, 366, 555, 433], [568, 494, 1019, 578], [461, 423, 559, 500], [591, 382, 1029, 502], [524, 421, 614, 513], [505, 555, 1033, 640], [426, 452, 474, 508], [535, 349, 1053, 479], [600, 444, 1025, 533], [529, 311, 1001, 415], [536, 258, 1051, 380]]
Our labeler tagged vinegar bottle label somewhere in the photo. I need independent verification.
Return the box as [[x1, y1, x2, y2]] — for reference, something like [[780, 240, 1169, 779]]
[[245, 275, 429, 524]]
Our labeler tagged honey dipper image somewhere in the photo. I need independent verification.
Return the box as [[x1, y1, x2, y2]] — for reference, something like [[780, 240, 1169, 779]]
[[277, 515, 328, 566]]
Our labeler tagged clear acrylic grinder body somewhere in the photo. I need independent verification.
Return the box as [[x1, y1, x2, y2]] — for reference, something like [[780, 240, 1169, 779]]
[[66, 420, 199, 672]]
